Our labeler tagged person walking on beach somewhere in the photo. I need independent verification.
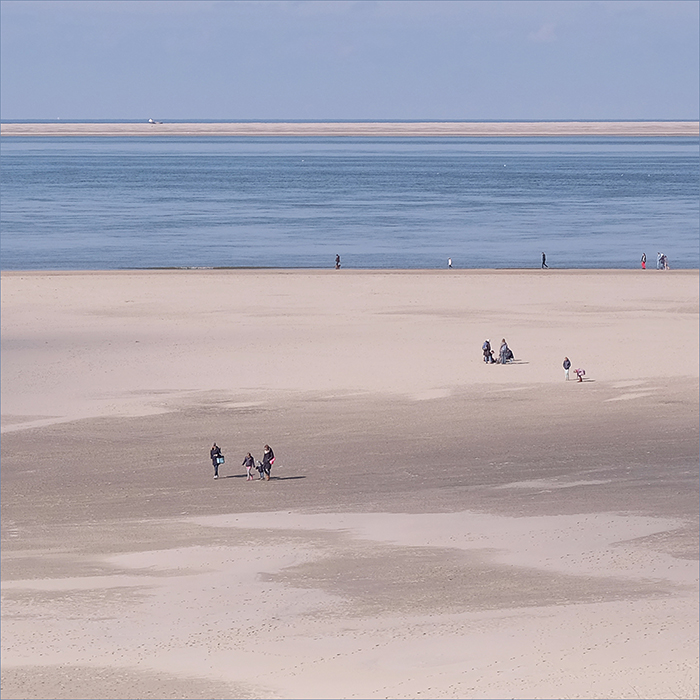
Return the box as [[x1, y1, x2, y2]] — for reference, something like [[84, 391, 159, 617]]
[[242, 452, 255, 481], [448, 258, 452, 269], [662, 253, 669, 270], [563, 357, 571, 381], [255, 459, 265, 480], [335, 254, 341, 270], [261, 444, 275, 481], [541, 252, 548, 269], [657, 252, 663, 270], [641, 253, 646, 270], [210, 443, 223, 479]]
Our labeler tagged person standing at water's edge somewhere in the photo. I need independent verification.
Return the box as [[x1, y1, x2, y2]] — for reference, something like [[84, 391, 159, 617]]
[[541, 252, 548, 269], [563, 357, 571, 381], [448, 258, 452, 268], [210, 443, 222, 479], [335, 254, 341, 269], [641, 253, 646, 269]]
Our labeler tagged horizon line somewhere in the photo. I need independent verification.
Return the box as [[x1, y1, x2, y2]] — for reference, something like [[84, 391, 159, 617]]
[[3, 118, 699, 123]]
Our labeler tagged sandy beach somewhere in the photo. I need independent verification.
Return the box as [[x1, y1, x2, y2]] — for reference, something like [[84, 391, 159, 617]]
[[1, 269, 698, 699], [2, 121, 699, 138]]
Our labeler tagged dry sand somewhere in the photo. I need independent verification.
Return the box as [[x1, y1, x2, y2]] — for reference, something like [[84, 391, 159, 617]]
[[2, 121, 699, 138], [1, 269, 698, 699]]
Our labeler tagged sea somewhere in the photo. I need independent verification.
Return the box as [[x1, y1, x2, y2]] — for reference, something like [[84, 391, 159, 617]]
[[1, 131, 698, 270]]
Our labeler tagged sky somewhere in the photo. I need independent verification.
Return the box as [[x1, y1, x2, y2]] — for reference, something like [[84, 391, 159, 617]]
[[1, 0, 698, 121]]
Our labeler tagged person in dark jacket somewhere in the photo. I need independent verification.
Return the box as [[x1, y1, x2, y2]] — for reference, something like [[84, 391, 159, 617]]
[[210, 443, 222, 479], [242, 452, 255, 481], [563, 357, 571, 381], [541, 252, 548, 269], [261, 445, 275, 481], [482, 339, 495, 364]]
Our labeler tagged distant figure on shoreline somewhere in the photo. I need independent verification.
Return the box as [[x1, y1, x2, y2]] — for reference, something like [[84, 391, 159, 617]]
[[335, 254, 341, 270], [448, 258, 452, 268], [541, 252, 548, 269], [656, 252, 663, 270], [662, 253, 669, 270], [641, 253, 646, 269], [563, 357, 571, 381]]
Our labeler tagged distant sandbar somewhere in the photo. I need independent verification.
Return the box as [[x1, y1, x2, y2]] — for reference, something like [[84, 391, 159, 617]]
[[2, 121, 698, 137]]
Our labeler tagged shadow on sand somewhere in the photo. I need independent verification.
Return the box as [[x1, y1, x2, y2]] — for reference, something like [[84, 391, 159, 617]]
[[222, 474, 306, 481]]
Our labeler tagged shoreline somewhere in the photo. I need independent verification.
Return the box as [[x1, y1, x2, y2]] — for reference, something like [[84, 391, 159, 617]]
[[3, 268, 699, 275], [2, 120, 699, 137]]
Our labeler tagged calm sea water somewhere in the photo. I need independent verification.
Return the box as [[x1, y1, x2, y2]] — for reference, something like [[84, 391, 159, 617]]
[[1, 136, 698, 270]]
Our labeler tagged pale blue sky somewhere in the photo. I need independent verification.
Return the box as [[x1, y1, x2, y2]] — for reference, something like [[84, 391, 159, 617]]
[[1, 0, 698, 121]]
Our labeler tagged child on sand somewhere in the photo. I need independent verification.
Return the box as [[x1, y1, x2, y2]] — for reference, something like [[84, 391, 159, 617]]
[[242, 452, 255, 481], [255, 459, 265, 480]]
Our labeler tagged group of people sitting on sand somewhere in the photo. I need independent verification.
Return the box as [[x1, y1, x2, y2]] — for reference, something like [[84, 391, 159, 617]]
[[210, 443, 275, 481], [482, 338, 514, 364]]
